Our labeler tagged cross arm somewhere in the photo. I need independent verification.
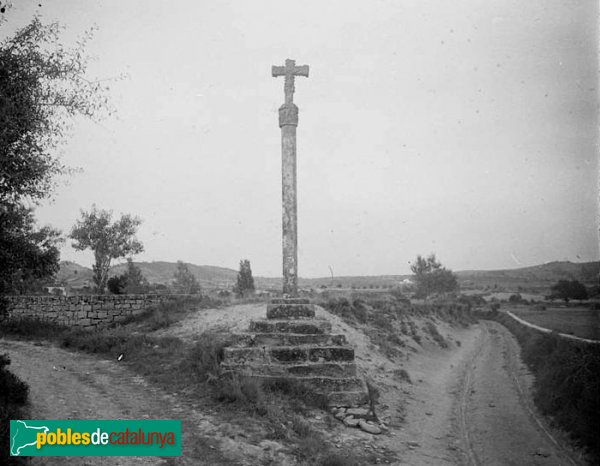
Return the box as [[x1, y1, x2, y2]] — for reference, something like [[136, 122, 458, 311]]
[[272, 65, 285, 77], [272, 64, 310, 78], [293, 65, 309, 77]]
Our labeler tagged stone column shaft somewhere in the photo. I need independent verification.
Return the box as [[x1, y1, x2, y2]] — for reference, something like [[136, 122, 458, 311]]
[[279, 103, 299, 296]]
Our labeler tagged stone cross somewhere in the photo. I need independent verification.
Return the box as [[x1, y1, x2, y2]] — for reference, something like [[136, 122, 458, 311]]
[[272, 59, 309, 297]]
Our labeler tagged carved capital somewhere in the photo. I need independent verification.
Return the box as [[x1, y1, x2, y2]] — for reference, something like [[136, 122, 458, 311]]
[[279, 104, 299, 127]]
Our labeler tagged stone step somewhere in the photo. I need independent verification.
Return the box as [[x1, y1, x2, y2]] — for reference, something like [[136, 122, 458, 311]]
[[229, 332, 347, 347], [257, 375, 365, 393], [266, 303, 316, 320], [249, 319, 332, 335], [221, 362, 357, 378], [223, 345, 355, 365], [270, 298, 310, 305], [327, 391, 370, 407]]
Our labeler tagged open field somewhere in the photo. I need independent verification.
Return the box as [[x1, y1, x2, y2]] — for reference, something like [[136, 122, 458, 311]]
[[511, 307, 600, 340]]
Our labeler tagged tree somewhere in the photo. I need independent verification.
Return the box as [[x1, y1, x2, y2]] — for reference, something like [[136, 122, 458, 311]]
[[1, 18, 109, 203], [0, 17, 107, 300], [107, 259, 149, 295], [122, 259, 149, 294], [0, 203, 62, 295], [69, 206, 144, 293], [172, 261, 201, 294], [410, 254, 458, 298], [550, 280, 588, 303], [235, 259, 255, 297]]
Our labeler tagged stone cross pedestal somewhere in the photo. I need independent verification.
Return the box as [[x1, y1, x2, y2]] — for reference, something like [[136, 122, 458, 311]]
[[272, 59, 309, 297]]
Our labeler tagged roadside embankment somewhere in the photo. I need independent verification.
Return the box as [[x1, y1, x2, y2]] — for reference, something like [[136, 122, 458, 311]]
[[494, 310, 600, 464]]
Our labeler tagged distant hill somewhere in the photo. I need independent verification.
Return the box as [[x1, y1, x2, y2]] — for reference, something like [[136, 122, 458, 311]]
[[109, 261, 238, 288], [55, 260, 599, 292], [56, 261, 95, 287], [57, 261, 238, 289], [456, 261, 600, 291]]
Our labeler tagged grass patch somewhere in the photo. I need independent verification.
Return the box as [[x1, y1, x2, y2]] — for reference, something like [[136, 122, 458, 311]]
[[495, 312, 600, 463]]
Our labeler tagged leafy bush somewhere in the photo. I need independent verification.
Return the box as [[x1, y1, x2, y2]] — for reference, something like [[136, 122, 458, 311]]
[[550, 280, 589, 302], [0, 354, 29, 466], [508, 293, 524, 304], [107, 275, 127, 294], [0, 354, 28, 406]]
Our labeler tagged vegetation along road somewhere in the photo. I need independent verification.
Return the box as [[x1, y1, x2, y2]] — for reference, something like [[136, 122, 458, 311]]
[[1, 315, 588, 465]]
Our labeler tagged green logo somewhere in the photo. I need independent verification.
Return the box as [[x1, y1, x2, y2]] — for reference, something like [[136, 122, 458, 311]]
[[10, 420, 181, 456]]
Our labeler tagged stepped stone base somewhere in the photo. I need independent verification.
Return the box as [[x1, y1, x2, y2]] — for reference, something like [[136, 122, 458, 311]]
[[220, 298, 368, 407]]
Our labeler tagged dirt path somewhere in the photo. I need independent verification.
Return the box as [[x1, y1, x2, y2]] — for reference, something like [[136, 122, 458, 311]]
[[389, 325, 480, 465], [155, 303, 265, 339], [0, 338, 293, 466], [455, 321, 581, 466], [388, 320, 584, 466]]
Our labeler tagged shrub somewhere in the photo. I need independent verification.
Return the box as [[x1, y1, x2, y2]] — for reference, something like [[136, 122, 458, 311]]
[[390, 287, 411, 304], [290, 415, 312, 438], [393, 368, 412, 383], [458, 294, 486, 307], [214, 374, 264, 405], [107, 274, 127, 294], [423, 321, 448, 348], [0, 354, 28, 406], [184, 332, 229, 384], [0, 354, 29, 466]]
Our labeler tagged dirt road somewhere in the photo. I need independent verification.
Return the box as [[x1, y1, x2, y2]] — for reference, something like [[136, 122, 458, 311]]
[[0, 338, 292, 466], [389, 320, 584, 466], [456, 321, 581, 466]]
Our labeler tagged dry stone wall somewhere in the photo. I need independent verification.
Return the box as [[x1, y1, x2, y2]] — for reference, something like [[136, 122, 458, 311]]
[[2, 295, 168, 329]]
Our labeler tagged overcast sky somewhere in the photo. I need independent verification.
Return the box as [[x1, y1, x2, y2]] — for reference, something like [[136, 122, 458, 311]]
[[4, 0, 598, 277]]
